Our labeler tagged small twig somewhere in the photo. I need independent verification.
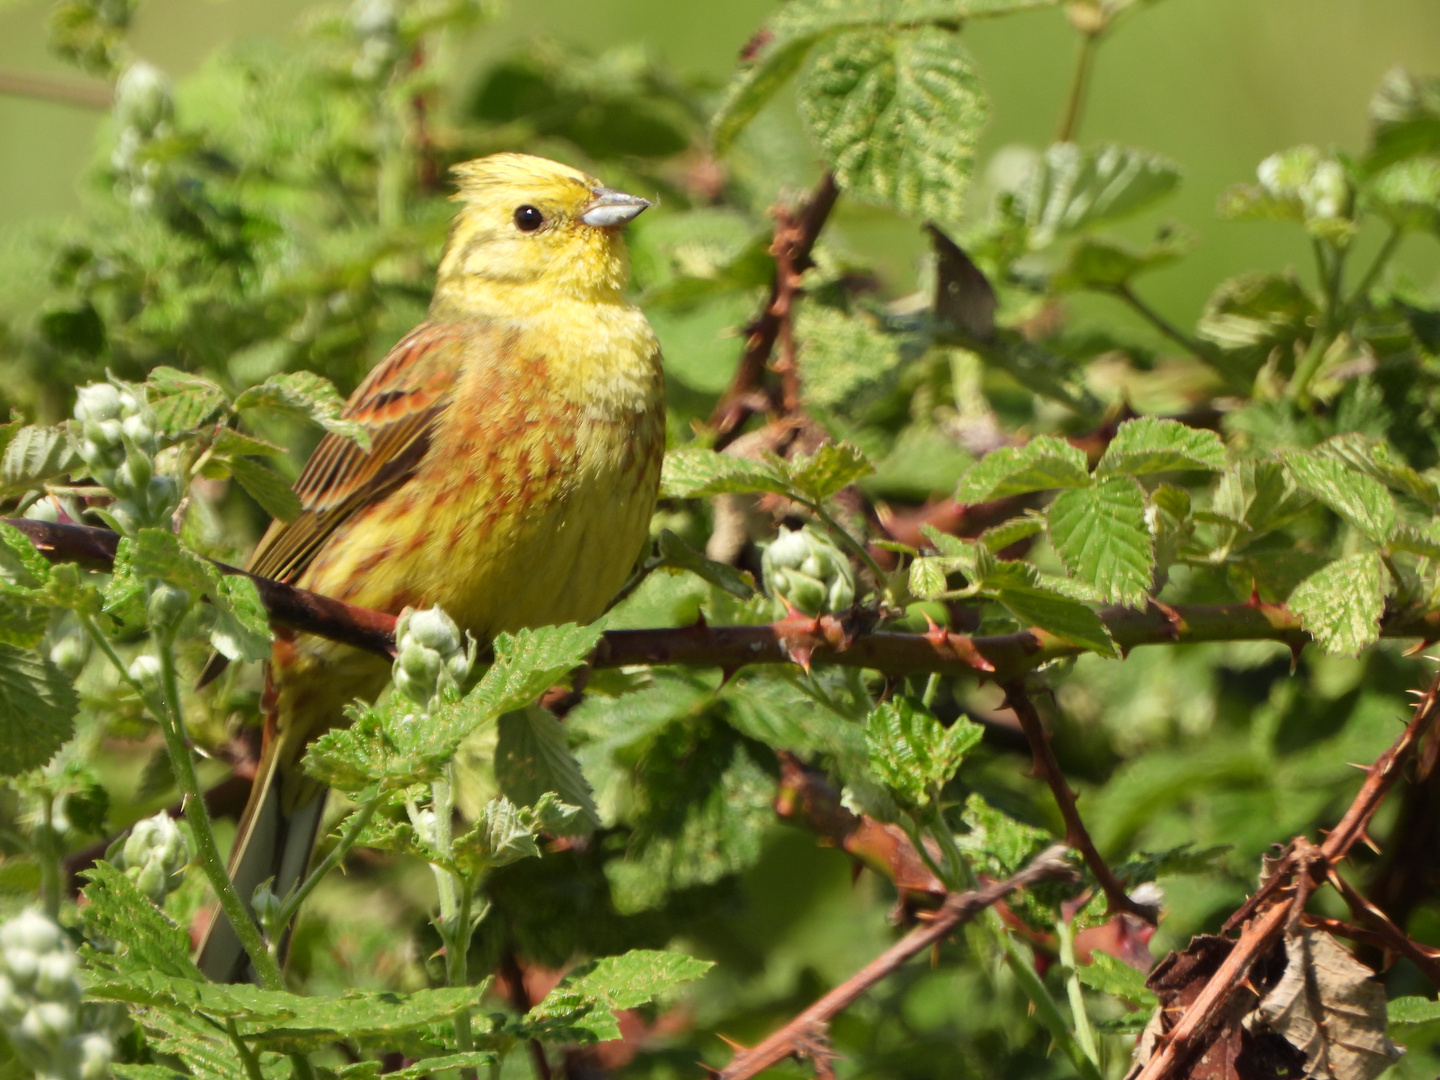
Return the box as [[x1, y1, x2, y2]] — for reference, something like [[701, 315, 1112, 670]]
[[1054, 29, 1100, 143], [1132, 663, 1440, 1080], [768, 206, 805, 416], [1003, 683, 1153, 922], [1112, 284, 1209, 362], [709, 173, 839, 448], [1327, 867, 1440, 988], [0, 67, 112, 109], [716, 846, 1075, 1080]]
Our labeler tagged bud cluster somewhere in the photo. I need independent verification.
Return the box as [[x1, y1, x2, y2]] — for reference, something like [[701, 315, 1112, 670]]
[[0, 911, 112, 1080], [762, 525, 856, 617], [393, 607, 475, 708], [107, 811, 189, 906], [73, 379, 178, 534], [110, 61, 174, 210], [349, 0, 402, 83]]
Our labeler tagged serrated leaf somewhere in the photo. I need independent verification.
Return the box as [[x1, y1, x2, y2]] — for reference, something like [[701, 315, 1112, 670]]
[[233, 372, 369, 450], [1097, 417, 1227, 476], [470, 623, 603, 718], [0, 644, 77, 776], [1390, 524, 1440, 560], [1315, 433, 1439, 510], [496, 704, 600, 826], [660, 447, 788, 499], [1075, 952, 1157, 1009], [979, 513, 1047, 553], [227, 456, 302, 522], [1388, 996, 1440, 1025], [210, 574, 273, 662], [339, 1053, 497, 1080], [210, 427, 286, 458], [1047, 476, 1154, 607], [864, 697, 981, 808], [145, 367, 226, 437], [528, 949, 712, 1042], [796, 305, 905, 410], [1, 426, 79, 494], [1212, 459, 1313, 547], [908, 556, 949, 601], [79, 863, 202, 980], [956, 436, 1090, 502], [785, 440, 873, 501], [1196, 272, 1316, 386], [996, 586, 1117, 658], [798, 26, 988, 221], [1364, 158, 1440, 233], [1284, 452, 1396, 543], [1289, 553, 1385, 657], [1010, 143, 1181, 248]]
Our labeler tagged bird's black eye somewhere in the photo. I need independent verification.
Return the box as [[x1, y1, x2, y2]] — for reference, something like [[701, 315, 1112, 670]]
[[513, 205, 544, 232]]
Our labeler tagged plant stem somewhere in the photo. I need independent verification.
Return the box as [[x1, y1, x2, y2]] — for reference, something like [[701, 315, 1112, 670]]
[[429, 768, 478, 1059], [807, 499, 888, 597], [1113, 284, 1207, 361], [36, 798, 61, 920], [276, 799, 380, 928], [1347, 227, 1403, 311], [1056, 916, 1100, 1067], [995, 919, 1104, 1080], [128, 618, 284, 990], [1055, 30, 1100, 143], [226, 1020, 265, 1080]]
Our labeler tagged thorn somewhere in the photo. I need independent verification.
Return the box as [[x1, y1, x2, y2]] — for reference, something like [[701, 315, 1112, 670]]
[[717, 666, 741, 688], [1359, 830, 1382, 854], [1345, 761, 1371, 771], [691, 608, 709, 628], [1246, 584, 1263, 607], [715, 1034, 750, 1053], [1407, 689, 1429, 698], [1402, 637, 1434, 657], [1289, 640, 1305, 673]]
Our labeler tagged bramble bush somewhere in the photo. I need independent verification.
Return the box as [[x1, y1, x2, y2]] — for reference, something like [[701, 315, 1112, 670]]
[[1, 0, 1440, 1078]]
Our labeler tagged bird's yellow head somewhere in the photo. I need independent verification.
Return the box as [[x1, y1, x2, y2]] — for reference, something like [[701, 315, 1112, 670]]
[[432, 153, 651, 317]]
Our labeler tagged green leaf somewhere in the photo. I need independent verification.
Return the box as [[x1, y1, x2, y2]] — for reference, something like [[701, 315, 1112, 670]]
[[1196, 272, 1316, 386], [798, 305, 905, 410], [786, 441, 874, 501], [1390, 524, 1440, 560], [339, 1054, 498, 1080], [995, 586, 1117, 658], [1314, 433, 1439, 510], [227, 455, 302, 522], [0, 643, 78, 776], [712, 34, 815, 154], [1212, 459, 1313, 546], [864, 697, 982, 808], [978, 513, 1047, 552], [955, 436, 1090, 502], [1053, 231, 1192, 291], [79, 863, 203, 980], [798, 26, 988, 221], [528, 950, 712, 1042], [1220, 145, 1356, 244], [1288, 553, 1385, 657], [1284, 452, 1396, 543], [1, 426, 78, 494], [653, 530, 755, 599], [1047, 476, 1154, 607], [1367, 67, 1440, 169], [1074, 953, 1157, 1010], [210, 574, 273, 662], [660, 447, 788, 500], [470, 623, 604, 719], [1009, 143, 1181, 248], [908, 556, 950, 601], [1097, 417, 1227, 476], [1365, 158, 1440, 233], [145, 367, 226, 437], [1388, 996, 1440, 1025], [496, 704, 600, 826], [233, 372, 370, 450]]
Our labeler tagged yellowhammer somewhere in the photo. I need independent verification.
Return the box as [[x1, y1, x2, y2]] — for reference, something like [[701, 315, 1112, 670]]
[[198, 153, 664, 981]]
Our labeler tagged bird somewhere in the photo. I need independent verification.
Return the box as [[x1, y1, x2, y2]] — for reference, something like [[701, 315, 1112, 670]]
[[197, 153, 665, 982]]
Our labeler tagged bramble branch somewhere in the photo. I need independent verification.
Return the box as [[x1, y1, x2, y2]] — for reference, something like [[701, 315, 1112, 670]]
[[708, 172, 839, 447], [17, 518, 1440, 683], [716, 845, 1076, 1080], [1131, 663, 1440, 1080]]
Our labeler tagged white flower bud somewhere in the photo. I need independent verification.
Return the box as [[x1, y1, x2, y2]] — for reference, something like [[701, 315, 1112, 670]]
[[127, 654, 162, 690], [20, 1000, 74, 1045], [4, 949, 37, 990], [0, 974, 23, 1022], [114, 61, 173, 137], [48, 634, 89, 680], [145, 475, 178, 518], [118, 812, 188, 903], [762, 526, 856, 616], [76, 1032, 113, 1080], [0, 911, 62, 956], [397, 607, 462, 657], [120, 412, 154, 448], [145, 584, 190, 628], [73, 385, 122, 426]]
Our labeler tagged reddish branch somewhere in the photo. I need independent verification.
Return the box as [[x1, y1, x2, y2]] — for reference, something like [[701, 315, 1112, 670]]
[[715, 845, 1075, 1080], [1004, 684, 1153, 923], [19, 517, 1440, 681], [708, 173, 839, 447], [1131, 663, 1440, 1080]]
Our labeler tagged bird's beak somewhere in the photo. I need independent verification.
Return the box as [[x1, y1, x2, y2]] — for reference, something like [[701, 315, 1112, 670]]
[[580, 187, 652, 228]]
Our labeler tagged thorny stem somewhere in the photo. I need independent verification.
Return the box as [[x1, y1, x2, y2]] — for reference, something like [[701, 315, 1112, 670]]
[[716, 847, 1075, 1080], [1056, 916, 1100, 1067], [276, 799, 381, 929], [79, 613, 283, 988]]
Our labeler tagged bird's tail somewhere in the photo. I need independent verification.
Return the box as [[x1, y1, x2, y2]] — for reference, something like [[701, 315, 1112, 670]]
[[196, 722, 326, 984]]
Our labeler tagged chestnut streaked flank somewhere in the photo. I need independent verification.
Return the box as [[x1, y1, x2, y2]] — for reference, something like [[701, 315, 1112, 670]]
[[197, 153, 664, 982]]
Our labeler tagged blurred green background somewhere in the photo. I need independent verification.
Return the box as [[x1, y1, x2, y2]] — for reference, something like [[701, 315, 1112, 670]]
[[2, 0, 1438, 334]]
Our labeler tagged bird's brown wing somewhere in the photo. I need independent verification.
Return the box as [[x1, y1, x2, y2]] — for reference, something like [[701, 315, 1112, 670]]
[[197, 321, 472, 687]]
